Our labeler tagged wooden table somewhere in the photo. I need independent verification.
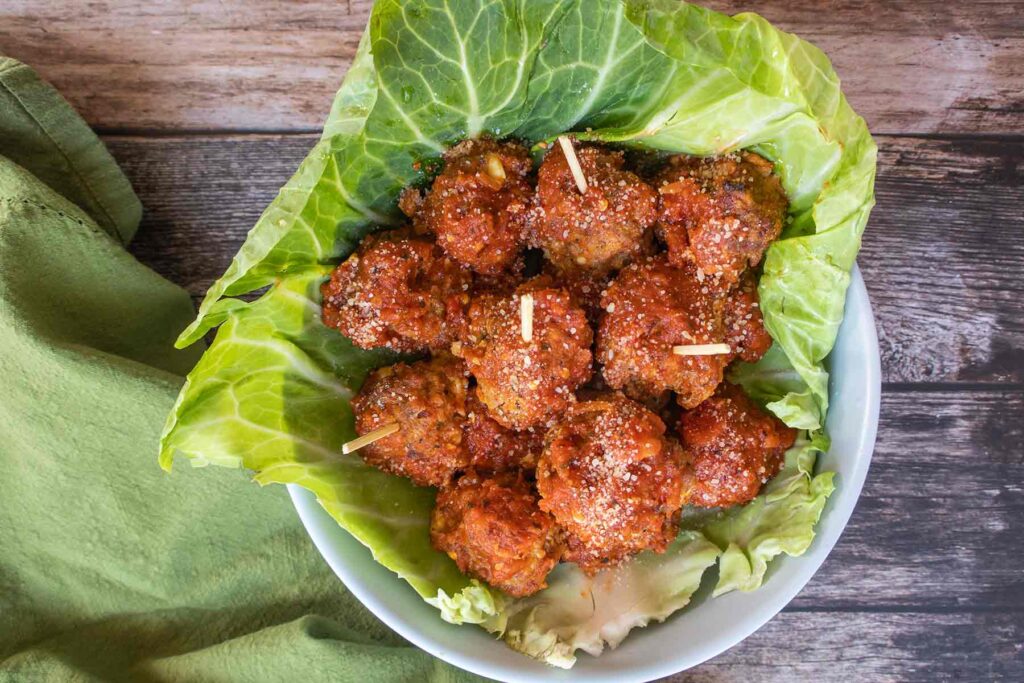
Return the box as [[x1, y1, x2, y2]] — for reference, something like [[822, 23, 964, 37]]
[[4, 1, 1021, 680]]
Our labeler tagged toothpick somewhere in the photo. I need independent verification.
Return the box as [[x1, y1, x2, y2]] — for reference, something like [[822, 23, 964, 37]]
[[672, 343, 731, 356], [520, 293, 534, 342], [557, 135, 589, 194], [342, 422, 399, 454]]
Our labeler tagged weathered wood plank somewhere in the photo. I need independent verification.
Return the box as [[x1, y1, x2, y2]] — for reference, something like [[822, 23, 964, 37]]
[[109, 134, 1024, 384], [2, 1, 1020, 135], [0, 0, 374, 132], [863, 137, 1024, 383], [791, 390, 1024, 611], [662, 611, 1023, 682]]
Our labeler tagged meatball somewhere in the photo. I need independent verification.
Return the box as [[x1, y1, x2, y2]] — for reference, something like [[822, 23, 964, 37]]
[[469, 268, 527, 299], [541, 261, 608, 325], [597, 255, 729, 409], [431, 471, 563, 597], [536, 393, 686, 574], [457, 276, 593, 430], [402, 138, 533, 276], [655, 151, 788, 283], [724, 271, 772, 363], [679, 383, 797, 508], [321, 229, 472, 353], [350, 355, 470, 487], [464, 387, 545, 473], [530, 141, 658, 275]]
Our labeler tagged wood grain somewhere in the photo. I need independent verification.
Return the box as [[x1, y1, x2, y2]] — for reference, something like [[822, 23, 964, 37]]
[[863, 137, 1024, 383], [792, 390, 1024, 611], [108, 133, 1024, 385], [664, 611, 1023, 681], [2, 1, 1020, 135], [0, 0, 374, 133]]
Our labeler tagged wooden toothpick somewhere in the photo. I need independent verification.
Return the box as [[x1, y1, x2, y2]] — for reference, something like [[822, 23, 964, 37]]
[[520, 293, 534, 342], [557, 135, 589, 194], [672, 343, 732, 356], [342, 422, 399, 454]]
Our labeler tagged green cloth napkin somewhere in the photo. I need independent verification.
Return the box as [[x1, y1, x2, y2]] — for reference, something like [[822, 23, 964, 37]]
[[0, 57, 478, 683]]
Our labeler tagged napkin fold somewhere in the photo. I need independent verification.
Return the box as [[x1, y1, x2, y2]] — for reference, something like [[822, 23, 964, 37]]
[[0, 56, 476, 683]]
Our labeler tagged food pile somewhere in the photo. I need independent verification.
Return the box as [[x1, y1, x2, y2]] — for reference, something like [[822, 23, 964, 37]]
[[321, 136, 797, 597]]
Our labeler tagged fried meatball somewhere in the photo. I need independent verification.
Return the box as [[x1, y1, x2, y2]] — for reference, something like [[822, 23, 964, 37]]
[[679, 383, 797, 508], [464, 387, 545, 472], [541, 261, 608, 325], [457, 276, 593, 430], [350, 355, 470, 487], [431, 471, 563, 597], [656, 151, 788, 284], [536, 393, 686, 573], [724, 270, 772, 363], [597, 255, 728, 409], [470, 268, 528, 299], [402, 138, 533, 276], [530, 141, 658, 275], [321, 229, 472, 352]]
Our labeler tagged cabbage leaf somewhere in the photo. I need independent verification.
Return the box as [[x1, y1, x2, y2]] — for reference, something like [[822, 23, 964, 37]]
[[496, 532, 720, 668], [704, 437, 835, 596], [160, 0, 874, 668]]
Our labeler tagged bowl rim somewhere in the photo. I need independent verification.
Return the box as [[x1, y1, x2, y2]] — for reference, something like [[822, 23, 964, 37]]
[[288, 263, 880, 682]]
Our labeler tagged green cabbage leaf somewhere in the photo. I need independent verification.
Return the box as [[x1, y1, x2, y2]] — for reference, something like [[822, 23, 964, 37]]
[[704, 436, 835, 596], [160, 0, 874, 668], [495, 532, 720, 668]]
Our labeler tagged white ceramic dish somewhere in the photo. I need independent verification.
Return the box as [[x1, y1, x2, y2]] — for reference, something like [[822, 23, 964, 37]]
[[289, 264, 880, 682]]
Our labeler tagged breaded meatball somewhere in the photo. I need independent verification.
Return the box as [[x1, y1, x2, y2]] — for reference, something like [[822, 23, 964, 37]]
[[464, 387, 545, 472], [679, 383, 797, 508], [470, 269, 527, 299], [724, 270, 772, 363], [541, 261, 608, 325], [597, 255, 728, 409], [431, 471, 563, 597], [457, 276, 593, 430], [656, 151, 788, 283], [350, 355, 470, 487], [530, 141, 658, 275], [536, 393, 686, 574], [402, 138, 533, 276], [321, 229, 472, 352]]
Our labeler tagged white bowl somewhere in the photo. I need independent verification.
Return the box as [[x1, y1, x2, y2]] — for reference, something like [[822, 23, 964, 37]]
[[289, 264, 880, 682]]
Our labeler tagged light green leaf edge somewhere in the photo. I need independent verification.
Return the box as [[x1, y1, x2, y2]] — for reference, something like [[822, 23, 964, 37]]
[[704, 436, 836, 596], [497, 531, 721, 668]]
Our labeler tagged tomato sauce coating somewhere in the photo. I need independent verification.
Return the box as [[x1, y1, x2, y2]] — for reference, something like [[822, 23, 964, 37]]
[[464, 387, 545, 473], [655, 151, 788, 284], [678, 383, 797, 508], [403, 138, 533, 276], [536, 393, 686, 574], [321, 229, 471, 353], [350, 355, 470, 487], [431, 471, 564, 597], [331, 139, 800, 589], [541, 261, 608, 325], [530, 141, 658, 275], [597, 255, 729, 409], [457, 276, 593, 430], [724, 270, 773, 363]]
